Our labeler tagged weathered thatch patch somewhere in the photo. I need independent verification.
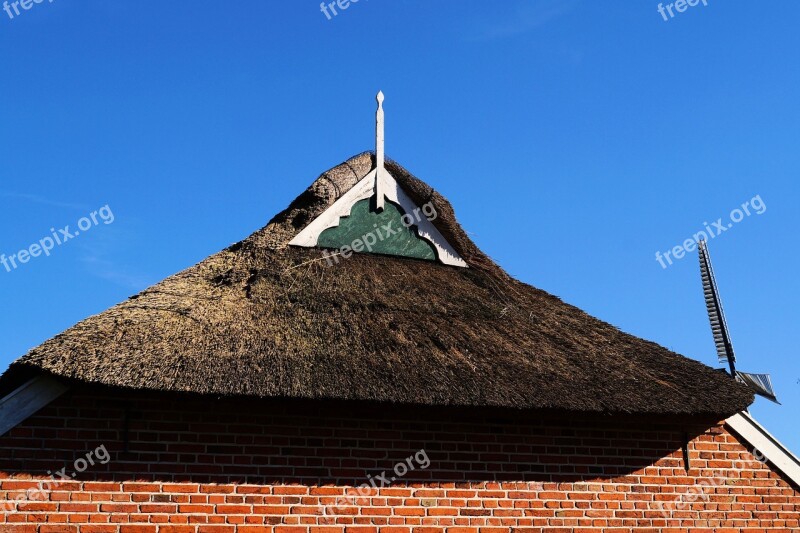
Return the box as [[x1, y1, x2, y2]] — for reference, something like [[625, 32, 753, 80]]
[[1, 153, 753, 415]]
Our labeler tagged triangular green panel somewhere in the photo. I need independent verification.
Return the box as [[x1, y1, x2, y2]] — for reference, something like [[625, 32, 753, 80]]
[[317, 199, 437, 261]]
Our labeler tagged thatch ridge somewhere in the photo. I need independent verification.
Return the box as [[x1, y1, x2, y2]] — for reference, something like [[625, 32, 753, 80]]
[[2, 153, 753, 415]]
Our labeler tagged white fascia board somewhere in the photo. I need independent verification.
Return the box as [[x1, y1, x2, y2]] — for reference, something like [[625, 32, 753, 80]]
[[0, 375, 70, 436], [725, 410, 800, 487]]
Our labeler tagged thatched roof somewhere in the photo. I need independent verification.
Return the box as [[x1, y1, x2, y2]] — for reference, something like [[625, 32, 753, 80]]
[[2, 152, 753, 415]]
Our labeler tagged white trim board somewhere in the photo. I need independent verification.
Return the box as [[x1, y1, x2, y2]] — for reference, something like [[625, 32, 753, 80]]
[[725, 411, 800, 487], [0, 375, 69, 436], [289, 168, 468, 268]]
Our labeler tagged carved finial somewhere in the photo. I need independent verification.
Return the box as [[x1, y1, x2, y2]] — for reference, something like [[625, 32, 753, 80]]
[[375, 91, 385, 211]]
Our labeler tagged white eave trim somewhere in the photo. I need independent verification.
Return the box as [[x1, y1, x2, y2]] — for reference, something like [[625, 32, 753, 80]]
[[725, 410, 800, 486], [0, 375, 70, 436]]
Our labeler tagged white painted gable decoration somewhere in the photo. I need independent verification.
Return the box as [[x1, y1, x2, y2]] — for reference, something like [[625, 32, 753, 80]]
[[289, 92, 468, 268]]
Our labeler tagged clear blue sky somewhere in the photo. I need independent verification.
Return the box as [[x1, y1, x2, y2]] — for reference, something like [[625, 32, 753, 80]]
[[2, 1, 798, 449]]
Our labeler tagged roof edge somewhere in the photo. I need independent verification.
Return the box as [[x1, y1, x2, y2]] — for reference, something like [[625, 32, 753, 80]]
[[0, 374, 69, 436], [725, 411, 800, 487]]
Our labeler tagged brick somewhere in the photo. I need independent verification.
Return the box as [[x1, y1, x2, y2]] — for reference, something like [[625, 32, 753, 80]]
[[0, 392, 797, 530]]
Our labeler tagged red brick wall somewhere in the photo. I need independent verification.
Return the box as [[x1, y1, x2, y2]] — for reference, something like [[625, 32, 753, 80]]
[[0, 387, 798, 532]]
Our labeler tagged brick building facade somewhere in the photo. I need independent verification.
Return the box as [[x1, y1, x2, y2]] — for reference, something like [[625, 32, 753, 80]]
[[2, 388, 798, 531]]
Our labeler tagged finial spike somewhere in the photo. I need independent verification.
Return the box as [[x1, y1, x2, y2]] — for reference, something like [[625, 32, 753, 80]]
[[375, 91, 385, 211]]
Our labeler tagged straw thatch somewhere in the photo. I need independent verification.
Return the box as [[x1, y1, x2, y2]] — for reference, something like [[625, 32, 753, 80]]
[[2, 153, 753, 415]]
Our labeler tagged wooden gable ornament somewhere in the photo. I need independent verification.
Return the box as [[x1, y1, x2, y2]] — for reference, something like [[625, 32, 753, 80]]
[[289, 92, 468, 268]]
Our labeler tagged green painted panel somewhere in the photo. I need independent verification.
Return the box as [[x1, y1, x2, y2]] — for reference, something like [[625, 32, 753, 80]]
[[317, 199, 437, 261]]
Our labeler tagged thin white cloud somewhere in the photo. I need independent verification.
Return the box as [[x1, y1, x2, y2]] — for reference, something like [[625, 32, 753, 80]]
[[80, 254, 152, 290], [478, 0, 578, 40], [0, 191, 88, 211], [76, 224, 152, 290]]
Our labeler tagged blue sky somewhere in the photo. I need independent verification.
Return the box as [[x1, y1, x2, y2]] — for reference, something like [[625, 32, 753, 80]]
[[1, 1, 798, 450]]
